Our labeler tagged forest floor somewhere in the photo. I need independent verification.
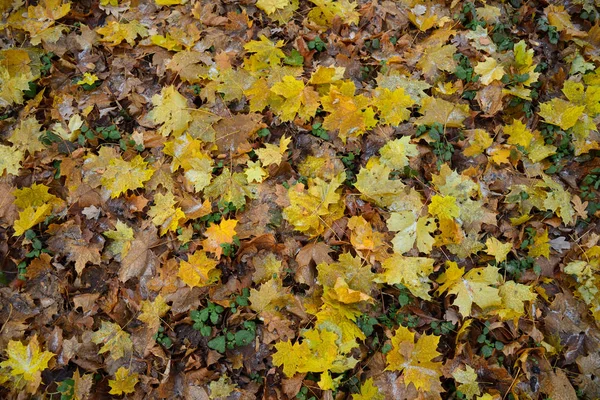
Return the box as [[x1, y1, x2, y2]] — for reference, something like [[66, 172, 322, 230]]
[[1, 0, 600, 399]]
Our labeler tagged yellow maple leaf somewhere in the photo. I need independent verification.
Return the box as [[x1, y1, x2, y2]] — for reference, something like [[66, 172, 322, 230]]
[[255, 136, 291, 166], [385, 326, 443, 393], [417, 43, 457, 79], [103, 220, 134, 258], [494, 280, 536, 320], [245, 160, 267, 183], [428, 194, 459, 220], [272, 327, 357, 389], [437, 262, 502, 317], [148, 85, 192, 136], [354, 157, 406, 209], [148, 191, 186, 235], [0, 335, 54, 394], [328, 277, 373, 304], [249, 277, 293, 314], [108, 367, 139, 395], [388, 211, 435, 254], [96, 20, 148, 46], [528, 229, 550, 259], [372, 87, 415, 126], [347, 215, 386, 252], [321, 81, 377, 143], [0, 145, 23, 176], [308, 0, 359, 26], [474, 57, 505, 85], [101, 155, 154, 198], [178, 250, 221, 287], [452, 365, 481, 399], [9, 116, 45, 154], [513, 40, 539, 86], [379, 136, 419, 170], [256, 0, 290, 14], [244, 35, 285, 66], [12, 183, 62, 236], [138, 294, 170, 331], [270, 76, 320, 122], [352, 378, 384, 400], [91, 321, 132, 360], [0, 66, 34, 107], [209, 375, 238, 399], [76, 72, 99, 86], [503, 119, 533, 149], [416, 96, 470, 128], [538, 98, 584, 130], [202, 219, 238, 258], [376, 255, 434, 300], [485, 237, 512, 264], [463, 129, 493, 157], [541, 175, 575, 225], [283, 172, 345, 237]]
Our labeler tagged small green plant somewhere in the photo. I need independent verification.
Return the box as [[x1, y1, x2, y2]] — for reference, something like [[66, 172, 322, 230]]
[[56, 377, 75, 400], [153, 326, 173, 349], [230, 288, 250, 314], [17, 230, 52, 281], [430, 321, 455, 335], [455, 2, 485, 30], [357, 314, 378, 337], [454, 53, 479, 83], [491, 23, 514, 51], [220, 236, 240, 258], [310, 122, 329, 140], [190, 84, 202, 95], [580, 168, 600, 201], [296, 386, 316, 400], [257, 128, 270, 138], [364, 38, 380, 50], [191, 301, 225, 336], [207, 321, 256, 353], [477, 321, 504, 358], [499, 256, 537, 278], [284, 49, 304, 66], [308, 36, 326, 52], [40, 52, 55, 76], [340, 150, 360, 186], [397, 312, 419, 328], [536, 17, 559, 45]]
